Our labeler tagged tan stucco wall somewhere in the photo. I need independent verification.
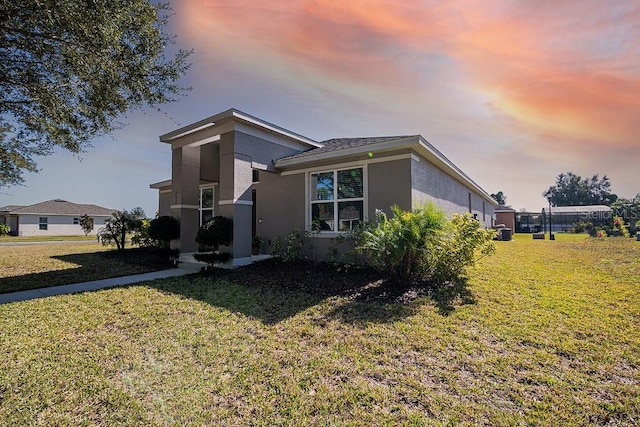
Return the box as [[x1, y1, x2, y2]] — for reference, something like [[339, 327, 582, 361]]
[[368, 158, 413, 217], [255, 171, 306, 248]]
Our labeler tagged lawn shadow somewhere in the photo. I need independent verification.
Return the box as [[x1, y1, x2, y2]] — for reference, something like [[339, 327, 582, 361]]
[[0, 249, 175, 294], [147, 259, 477, 325]]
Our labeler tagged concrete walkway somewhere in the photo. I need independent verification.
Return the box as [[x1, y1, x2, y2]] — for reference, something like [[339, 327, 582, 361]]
[[0, 269, 194, 305]]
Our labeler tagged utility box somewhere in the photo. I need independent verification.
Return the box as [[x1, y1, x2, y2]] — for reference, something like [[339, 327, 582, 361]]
[[500, 228, 512, 241]]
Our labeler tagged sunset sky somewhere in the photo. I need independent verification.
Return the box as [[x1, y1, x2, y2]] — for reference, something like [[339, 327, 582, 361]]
[[3, 0, 639, 214]]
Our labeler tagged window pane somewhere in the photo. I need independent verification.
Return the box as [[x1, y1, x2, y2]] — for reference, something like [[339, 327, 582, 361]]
[[337, 168, 363, 199], [311, 172, 334, 201], [201, 209, 213, 226], [338, 201, 363, 231], [312, 202, 334, 231], [201, 187, 214, 209]]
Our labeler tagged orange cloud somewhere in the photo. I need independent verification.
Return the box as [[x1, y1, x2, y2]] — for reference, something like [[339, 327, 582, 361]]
[[176, 0, 640, 163]]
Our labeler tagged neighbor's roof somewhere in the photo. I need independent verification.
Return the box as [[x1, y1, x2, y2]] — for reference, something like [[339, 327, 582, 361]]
[[545, 205, 612, 214], [0, 205, 25, 212], [6, 199, 115, 216]]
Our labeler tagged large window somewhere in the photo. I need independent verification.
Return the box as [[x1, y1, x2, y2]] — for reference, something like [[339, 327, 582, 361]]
[[310, 167, 364, 231], [200, 186, 214, 226], [39, 217, 48, 231]]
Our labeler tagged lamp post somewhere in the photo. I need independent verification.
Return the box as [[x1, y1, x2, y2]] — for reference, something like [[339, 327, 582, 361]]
[[549, 202, 554, 240]]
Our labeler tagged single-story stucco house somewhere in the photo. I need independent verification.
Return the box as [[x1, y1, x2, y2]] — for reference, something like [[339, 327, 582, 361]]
[[150, 108, 498, 266], [0, 199, 114, 236]]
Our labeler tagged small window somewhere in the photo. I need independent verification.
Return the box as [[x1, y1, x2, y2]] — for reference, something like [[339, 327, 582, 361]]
[[252, 169, 260, 183], [200, 186, 215, 226], [73, 217, 79, 224], [39, 217, 48, 231]]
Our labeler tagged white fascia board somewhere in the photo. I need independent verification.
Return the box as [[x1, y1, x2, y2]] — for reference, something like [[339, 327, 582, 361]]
[[159, 108, 321, 150], [275, 135, 419, 169], [160, 119, 217, 142], [149, 179, 172, 189], [414, 137, 498, 205], [280, 153, 419, 176], [231, 110, 322, 148]]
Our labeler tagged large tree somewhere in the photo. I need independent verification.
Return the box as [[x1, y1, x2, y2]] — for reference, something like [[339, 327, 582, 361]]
[[0, 0, 191, 186], [543, 172, 618, 207]]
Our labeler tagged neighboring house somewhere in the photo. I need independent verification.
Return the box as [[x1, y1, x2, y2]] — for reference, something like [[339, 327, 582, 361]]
[[495, 207, 517, 231], [150, 108, 498, 266], [514, 205, 613, 233], [0, 199, 114, 236]]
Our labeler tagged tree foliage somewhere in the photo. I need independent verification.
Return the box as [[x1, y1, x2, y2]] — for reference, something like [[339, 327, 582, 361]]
[[543, 172, 618, 206], [79, 214, 94, 236], [148, 215, 180, 248], [0, 0, 191, 186], [491, 191, 507, 206], [97, 207, 145, 251], [196, 216, 233, 251], [611, 195, 640, 233]]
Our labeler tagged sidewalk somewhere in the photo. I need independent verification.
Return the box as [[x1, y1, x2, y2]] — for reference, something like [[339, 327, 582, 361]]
[[0, 269, 194, 304]]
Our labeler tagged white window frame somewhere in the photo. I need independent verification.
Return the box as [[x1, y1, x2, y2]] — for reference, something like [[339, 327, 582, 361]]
[[307, 165, 367, 235], [199, 184, 216, 226], [39, 216, 48, 231]]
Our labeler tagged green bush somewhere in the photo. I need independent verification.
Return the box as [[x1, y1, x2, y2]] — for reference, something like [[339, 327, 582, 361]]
[[355, 204, 446, 282], [354, 204, 495, 286], [0, 223, 10, 236], [196, 216, 233, 251], [271, 228, 311, 262], [148, 215, 180, 248]]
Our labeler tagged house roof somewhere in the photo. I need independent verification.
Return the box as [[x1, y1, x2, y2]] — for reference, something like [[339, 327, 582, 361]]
[[275, 135, 498, 206], [279, 136, 415, 161], [159, 108, 322, 149], [5, 199, 115, 216], [150, 179, 172, 189]]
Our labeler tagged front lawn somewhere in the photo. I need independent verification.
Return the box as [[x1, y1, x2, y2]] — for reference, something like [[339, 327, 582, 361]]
[[0, 243, 175, 294], [0, 236, 638, 425]]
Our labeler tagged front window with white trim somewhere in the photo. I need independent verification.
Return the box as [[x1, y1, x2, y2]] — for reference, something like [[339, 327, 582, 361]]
[[200, 186, 214, 226], [310, 167, 364, 231]]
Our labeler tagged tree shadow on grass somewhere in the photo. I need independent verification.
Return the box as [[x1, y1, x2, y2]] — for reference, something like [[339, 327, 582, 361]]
[[0, 249, 175, 294], [147, 259, 477, 325]]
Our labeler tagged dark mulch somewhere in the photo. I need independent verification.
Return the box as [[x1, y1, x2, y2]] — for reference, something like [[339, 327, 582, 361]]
[[98, 247, 177, 271], [223, 259, 383, 297]]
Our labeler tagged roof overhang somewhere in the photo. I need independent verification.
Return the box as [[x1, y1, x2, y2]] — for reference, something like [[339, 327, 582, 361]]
[[275, 135, 498, 206], [159, 108, 322, 150], [150, 179, 172, 189]]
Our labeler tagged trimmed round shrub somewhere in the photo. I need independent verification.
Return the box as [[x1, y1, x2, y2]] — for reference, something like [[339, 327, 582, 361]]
[[196, 216, 233, 251], [148, 215, 180, 248]]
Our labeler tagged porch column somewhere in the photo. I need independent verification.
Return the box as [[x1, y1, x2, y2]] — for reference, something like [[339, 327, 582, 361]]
[[218, 133, 253, 265], [170, 145, 201, 253]]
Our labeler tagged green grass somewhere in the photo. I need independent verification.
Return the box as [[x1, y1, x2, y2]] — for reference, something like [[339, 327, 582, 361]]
[[0, 235, 96, 242], [0, 243, 175, 293], [1, 237, 638, 425]]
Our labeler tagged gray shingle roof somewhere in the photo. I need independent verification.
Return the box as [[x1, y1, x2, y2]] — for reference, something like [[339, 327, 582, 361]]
[[6, 199, 115, 216], [0, 205, 25, 212], [278, 135, 415, 161]]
